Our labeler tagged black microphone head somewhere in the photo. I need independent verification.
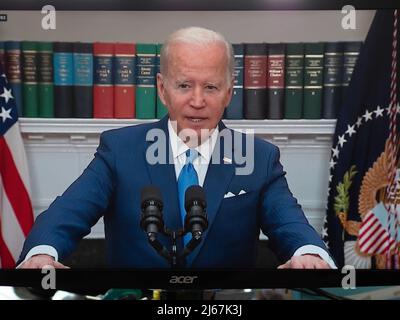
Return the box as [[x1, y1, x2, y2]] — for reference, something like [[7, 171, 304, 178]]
[[140, 185, 164, 234], [185, 185, 206, 210], [184, 185, 208, 236], [141, 185, 163, 208]]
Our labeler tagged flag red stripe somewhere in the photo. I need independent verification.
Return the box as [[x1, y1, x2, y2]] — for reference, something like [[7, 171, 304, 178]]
[[0, 137, 33, 236], [378, 241, 390, 254], [363, 229, 387, 253], [358, 215, 376, 239], [358, 213, 376, 238], [359, 224, 382, 249], [363, 212, 375, 225], [375, 237, 396, 255], [374, 233, 391, 253], [359, 222, 381, 247]]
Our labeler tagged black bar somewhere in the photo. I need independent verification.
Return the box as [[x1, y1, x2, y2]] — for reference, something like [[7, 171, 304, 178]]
[[1, 269, 399, 290], [1, 300, 395, 318], [0, 0, 399, 11]]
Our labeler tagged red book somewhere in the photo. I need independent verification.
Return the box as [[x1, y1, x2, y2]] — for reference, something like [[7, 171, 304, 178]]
[[93, 42, 114, 118], [114, 43, 136, 118]]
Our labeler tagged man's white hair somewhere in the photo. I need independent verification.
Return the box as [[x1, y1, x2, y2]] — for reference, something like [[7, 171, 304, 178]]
[[160, 26, 234, 84]]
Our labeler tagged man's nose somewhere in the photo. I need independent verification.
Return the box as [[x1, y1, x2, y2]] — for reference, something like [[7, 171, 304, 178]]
[[190, 87, 205, 108]]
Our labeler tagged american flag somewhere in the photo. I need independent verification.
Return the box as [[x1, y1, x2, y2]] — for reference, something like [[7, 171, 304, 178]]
[[358, 210, 397, 255], [0, 66, 34, 268]]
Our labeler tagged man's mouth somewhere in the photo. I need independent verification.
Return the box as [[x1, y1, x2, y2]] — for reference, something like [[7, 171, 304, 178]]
[[187, 117, 206, 123]]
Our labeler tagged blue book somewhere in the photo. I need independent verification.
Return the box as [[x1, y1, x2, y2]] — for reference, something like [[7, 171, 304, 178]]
[[225, 44, 244, 119], [73, 42, 93, 118], [4, 41, 23, 117], [54, 42, 74, 118]]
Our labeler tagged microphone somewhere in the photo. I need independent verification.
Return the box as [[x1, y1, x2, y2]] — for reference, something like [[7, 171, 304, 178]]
[[140, 185, 172, 263], [184, 185, 208, 240], [140, 185, 164, 237]]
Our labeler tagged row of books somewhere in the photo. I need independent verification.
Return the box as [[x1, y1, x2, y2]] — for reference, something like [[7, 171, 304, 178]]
[[0, 41, 362, 120]]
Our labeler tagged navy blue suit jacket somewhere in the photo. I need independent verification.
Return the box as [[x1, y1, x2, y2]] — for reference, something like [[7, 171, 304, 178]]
[[19, 117, 328, 268]]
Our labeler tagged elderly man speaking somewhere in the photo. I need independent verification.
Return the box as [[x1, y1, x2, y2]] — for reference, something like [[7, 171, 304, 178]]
[[18, 27, 335, 270]]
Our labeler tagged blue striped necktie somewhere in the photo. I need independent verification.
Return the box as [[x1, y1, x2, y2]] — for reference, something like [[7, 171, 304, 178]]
[[177, 149, 199, 246]]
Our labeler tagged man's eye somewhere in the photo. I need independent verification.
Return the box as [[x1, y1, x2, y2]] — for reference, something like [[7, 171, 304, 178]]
[[205, 85, 217, 91], [178, 83, 190, 89]]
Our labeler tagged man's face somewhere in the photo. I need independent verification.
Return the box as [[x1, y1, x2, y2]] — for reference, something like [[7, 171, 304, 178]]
[[157, 42, 233, 143]]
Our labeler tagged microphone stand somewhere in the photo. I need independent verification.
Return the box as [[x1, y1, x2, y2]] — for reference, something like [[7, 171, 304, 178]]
[[163, 228, 181, 268], [144, 226, 204, 268], [144, 225, 206, 301], [180, 232, 203, 259], [140, 186, 208, 300]]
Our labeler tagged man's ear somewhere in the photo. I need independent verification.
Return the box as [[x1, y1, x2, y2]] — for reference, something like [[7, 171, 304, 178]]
[[156, 73, 168, 107]]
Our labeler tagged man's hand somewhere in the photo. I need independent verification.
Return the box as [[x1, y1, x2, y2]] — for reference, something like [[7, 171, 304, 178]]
[[277, 254, 330, 269], [18, 254, 69, 269]]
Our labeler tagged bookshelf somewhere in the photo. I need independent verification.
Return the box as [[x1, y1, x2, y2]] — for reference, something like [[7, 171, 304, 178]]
[[19, 118, 336, 136]]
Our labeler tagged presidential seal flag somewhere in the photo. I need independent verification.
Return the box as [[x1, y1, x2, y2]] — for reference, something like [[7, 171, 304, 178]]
[[322, 10, 400, 269], [323, 10, 400, 269], [0, 64, 34, 268]]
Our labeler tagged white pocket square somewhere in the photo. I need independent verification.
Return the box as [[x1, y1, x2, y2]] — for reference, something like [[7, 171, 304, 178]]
[[223, 190, 247, 198], [223, 191, 235, 199]]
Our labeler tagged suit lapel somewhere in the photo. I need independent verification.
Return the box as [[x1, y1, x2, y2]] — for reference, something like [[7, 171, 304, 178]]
[[187, 122, 236, 267]]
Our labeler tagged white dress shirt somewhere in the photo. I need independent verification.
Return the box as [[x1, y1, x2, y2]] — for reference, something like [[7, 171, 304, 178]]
[[168, 119, 219, 187]]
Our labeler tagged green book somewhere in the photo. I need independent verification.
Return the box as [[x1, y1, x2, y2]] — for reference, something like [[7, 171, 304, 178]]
[[136, 43, 157, 119], [22, 41, 39, 117], [37, 42, 54, 117], [284, 43, 304, 119], [156, 43, 168, 119], [303, 42, 324, 119]]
